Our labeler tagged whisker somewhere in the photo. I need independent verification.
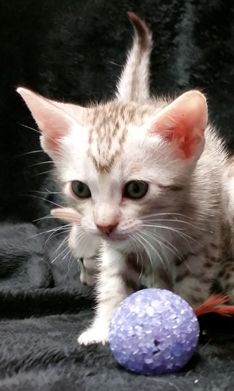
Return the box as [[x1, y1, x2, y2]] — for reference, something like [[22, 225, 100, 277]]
[[130, 236, 140, 270], [51, 230, 87, 265], [76, 231, 91, 256], [134, 232, 154, 274], [27, 224, 71, 240], [14, 150, 45, 158], [20, 194, 64, 209], [65, 252, 76, 279], [130, 235, 144, 280], [52, 243, 71, 264], [143, 212, 194, 219], [17, 123, 64, 156], [142, 229, 192, 273], [62, 246, 72, 262], [32, 170, 53, 177], [142, 223, 187, 232], [140, 224, 202, 247], [45, 227, 71, 247], [17, 122, 64, 159], [33, 214, 58, 223], [27, 161, 53, 169], [136, 232, 170, 277], [144, 229, 182, 260], [31, 190, 63, 195], [109, 61, 121, 67], [51, 236, 69, 259], [18, 122, 41, 134], [142, 219, 206, 232]]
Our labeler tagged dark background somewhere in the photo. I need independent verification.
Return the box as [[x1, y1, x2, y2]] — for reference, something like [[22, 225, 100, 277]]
[[0, 0, 234, 389]]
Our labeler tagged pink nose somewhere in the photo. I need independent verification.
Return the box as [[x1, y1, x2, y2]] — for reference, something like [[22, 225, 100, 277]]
[[96, 223, 118, 234]]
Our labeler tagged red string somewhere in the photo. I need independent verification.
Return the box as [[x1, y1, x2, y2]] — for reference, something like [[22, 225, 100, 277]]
[[194, 293, 234, 317]]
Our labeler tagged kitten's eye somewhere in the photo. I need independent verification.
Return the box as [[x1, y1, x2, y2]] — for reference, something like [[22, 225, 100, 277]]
[[124, 181, 148, 199], [71, 181, 91, 199]]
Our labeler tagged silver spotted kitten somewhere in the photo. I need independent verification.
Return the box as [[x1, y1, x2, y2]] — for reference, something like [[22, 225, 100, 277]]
[[17, 12, 234, 345]]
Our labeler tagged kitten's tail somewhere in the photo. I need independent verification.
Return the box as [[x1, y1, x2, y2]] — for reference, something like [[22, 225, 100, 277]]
[[116, 12, 153, 103]]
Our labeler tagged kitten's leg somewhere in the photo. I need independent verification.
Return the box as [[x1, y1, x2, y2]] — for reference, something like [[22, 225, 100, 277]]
[[173, 253, 215, 308], [69, 224, 101, 286], [78, 248, 140, 345]]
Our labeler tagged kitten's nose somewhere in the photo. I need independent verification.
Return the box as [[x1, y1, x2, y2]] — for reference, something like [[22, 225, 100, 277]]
[[96, 223, 118, 234]]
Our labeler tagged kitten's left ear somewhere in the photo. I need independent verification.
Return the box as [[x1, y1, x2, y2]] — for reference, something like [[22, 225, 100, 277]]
[[17, 87, 82, 158], [147, 90, 208, 159]]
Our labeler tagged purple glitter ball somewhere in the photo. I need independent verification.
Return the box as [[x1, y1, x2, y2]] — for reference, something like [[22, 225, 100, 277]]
[[109, 289, 199, 375]]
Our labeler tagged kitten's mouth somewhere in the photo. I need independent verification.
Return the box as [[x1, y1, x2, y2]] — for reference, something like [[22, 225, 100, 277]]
[[99, 232, 130, 243]]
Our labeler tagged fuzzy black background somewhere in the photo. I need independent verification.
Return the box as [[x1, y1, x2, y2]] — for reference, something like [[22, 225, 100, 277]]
[[1, 0, 234, 389]]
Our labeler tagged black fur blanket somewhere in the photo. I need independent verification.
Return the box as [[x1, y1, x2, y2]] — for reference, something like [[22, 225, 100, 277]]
[[1, 0, 234, 389]]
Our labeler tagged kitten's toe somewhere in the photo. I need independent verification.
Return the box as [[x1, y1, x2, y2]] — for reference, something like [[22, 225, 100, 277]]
[[78, 325, 109, 345]]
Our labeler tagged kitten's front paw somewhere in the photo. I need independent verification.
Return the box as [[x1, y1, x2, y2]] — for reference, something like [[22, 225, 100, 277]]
[[78, 325, 109, 345]]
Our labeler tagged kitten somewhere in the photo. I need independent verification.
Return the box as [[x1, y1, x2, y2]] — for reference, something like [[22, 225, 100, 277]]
[[17, 12, 234, 346]]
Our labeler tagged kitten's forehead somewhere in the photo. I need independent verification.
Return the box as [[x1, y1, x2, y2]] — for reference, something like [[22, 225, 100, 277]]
[[86, 101, 165, 173]]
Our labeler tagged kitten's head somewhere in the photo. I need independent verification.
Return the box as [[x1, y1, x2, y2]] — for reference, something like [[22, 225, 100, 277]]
[[17, 88, 207, 246]]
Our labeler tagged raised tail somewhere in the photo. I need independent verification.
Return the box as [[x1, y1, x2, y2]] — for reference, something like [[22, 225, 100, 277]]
[[116, 12, 153, 102]]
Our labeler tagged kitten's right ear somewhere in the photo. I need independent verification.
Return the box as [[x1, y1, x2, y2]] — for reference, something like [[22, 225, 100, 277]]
[[17, 87, 77, 158]]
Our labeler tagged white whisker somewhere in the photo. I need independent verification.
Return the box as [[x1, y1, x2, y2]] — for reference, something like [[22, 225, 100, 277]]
[[134, 233, 153, 276], [143, 212, 196, 219], [52, 244, 71, 264], [18, 122, 41, 135], [32, 170, 53, 177], [136, 232, 170, 277], [45, 227, 71, 247], [142, 223, 187, 231], [65, 252, 75, 279], [27, 224, 71, 241], [140, 223, 202, 247], [14, 150, 45, 158], [76, 231, 91, 256], [33, 215, 59, 223], [142, 229, 191, 273], [31, 190, 63, 195], [130, 235, 144, 280], [143, 229, 182, 260], [134, 232, 155, 274], [51, 236, 69, 259], [143, 218, 205, 232], [17, 123, 65, 158], [20, 194, 64, 209]]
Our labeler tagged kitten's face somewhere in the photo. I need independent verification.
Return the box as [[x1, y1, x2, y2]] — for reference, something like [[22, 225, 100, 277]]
[[17, 88, 207, 245], [56, 103, 202, 244]]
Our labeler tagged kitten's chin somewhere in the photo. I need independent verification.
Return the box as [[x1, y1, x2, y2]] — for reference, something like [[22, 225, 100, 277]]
[[105, 236, 128, 243], [105, 236, 132, 252]]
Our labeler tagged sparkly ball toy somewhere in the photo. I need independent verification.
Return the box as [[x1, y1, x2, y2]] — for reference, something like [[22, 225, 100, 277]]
[[109, 289, 200, 375]]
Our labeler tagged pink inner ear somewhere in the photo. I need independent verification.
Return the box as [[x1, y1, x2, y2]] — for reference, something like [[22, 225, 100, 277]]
[[155, 114, 202, 158], [37, 108, 73, 153], [149, 91, 208, 159]]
